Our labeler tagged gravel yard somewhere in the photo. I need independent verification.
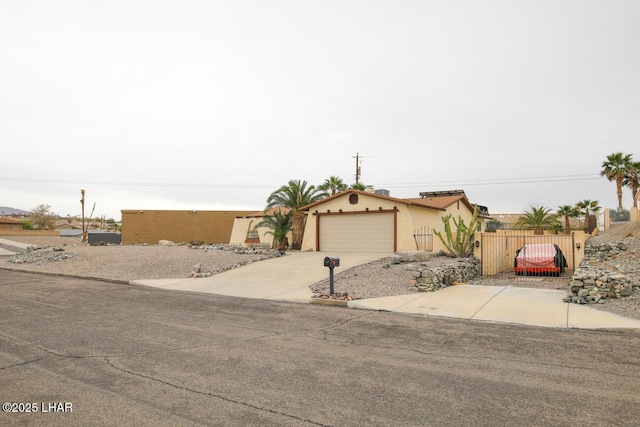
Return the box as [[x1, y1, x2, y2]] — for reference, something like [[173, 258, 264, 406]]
[[2, 222, 640, 321], [0, 236, 277, 281]]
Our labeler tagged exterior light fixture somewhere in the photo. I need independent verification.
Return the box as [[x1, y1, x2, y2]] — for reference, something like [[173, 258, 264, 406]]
[[474, 240, 480, 248], [576, 242, 581, 251]]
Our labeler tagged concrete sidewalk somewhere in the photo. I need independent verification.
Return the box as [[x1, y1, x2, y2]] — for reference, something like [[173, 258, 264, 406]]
[[0, 237, 34, 257], [348, 285, 640, 331], [132, 251, 640, 332]]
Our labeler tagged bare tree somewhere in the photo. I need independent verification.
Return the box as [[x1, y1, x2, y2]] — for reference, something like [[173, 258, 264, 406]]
[[30, 204, 56, 230]]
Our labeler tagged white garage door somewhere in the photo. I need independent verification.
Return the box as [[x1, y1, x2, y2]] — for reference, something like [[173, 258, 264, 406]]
[[319, 213, 394, 252]]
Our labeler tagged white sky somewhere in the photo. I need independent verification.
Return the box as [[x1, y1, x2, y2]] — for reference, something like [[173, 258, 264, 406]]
[[1, 0, 639, 220]]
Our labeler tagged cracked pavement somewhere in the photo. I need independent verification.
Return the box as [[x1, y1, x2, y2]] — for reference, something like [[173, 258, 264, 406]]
[[1, 270, 640, 426]]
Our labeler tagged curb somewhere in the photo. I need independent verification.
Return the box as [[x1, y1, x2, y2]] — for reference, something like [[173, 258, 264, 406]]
[[0, 266, 131, 285], [310, 298, 348, 307]]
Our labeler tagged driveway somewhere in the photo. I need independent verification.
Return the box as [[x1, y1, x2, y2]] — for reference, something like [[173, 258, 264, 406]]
[[133, 251, 640, 332], [2, 270, 640, 426], [132, 251, 388, 301]]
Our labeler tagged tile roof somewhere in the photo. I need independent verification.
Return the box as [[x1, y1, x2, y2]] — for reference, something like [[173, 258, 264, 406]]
[[301, 189, 488, 216]]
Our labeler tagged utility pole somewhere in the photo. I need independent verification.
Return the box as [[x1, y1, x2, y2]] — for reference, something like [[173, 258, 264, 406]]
[[80, 189, 86, 243], [353, 153, 361, 185]]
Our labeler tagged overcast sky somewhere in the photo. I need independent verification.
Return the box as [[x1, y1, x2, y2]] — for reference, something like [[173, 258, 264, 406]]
[[1, 0, 638, 220]]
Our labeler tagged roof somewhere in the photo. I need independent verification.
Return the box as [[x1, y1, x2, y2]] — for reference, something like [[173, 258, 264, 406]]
[[301, 189, 490, 217], [0, 217, 24, 224]]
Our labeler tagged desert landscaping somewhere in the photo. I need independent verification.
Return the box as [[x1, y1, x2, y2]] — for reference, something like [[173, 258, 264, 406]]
[[2, 220, 639, 321]]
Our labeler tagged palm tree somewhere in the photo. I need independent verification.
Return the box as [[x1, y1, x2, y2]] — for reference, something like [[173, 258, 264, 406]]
[[318, 176, 347, 196], [623, 160, 640, 209], [515, 206, 560, 235], [601, 152, 633, 210], [265, 180, 328, 250], [556, 205, 578, 234], [349, 182, 367, 191], [255, 209, 293, 250], [575, 199, 600, 232]]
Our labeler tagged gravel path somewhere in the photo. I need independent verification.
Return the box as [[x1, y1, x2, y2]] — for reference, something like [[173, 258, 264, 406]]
[[2, 224, 640, 321]]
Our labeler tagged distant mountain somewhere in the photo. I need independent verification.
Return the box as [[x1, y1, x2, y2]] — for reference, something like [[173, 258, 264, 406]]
[[0, 206, 30, 216]]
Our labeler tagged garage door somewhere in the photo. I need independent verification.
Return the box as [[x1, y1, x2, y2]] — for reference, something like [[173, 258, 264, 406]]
[[319, 213, 395, 252]]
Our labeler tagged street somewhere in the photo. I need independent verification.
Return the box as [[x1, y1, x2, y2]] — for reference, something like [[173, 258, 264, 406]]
[[1, 269, 639, 426]]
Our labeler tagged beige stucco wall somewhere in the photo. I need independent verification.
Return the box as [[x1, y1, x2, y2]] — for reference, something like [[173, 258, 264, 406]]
[[229, 216, 292, 248], [121, 210, 254, 244], [301, 193, 484, 252]]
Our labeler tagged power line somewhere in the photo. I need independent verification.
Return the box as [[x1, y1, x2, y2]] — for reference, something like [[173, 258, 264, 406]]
[[0, 173, 603, 190], [0, 177, 276, 189]]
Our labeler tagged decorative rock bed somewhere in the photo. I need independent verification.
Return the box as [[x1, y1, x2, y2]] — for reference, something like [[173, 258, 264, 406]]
[[8, 246, 74, 265], [564, 241, 638, 304], [406, 256, 480, 292]]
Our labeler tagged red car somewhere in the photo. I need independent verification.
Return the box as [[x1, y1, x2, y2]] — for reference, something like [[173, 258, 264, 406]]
[[514, 243, 567, 276]]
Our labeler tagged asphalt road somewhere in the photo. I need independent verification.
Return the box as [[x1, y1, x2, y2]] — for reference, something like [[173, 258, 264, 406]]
[[1, 270, 639, 427]]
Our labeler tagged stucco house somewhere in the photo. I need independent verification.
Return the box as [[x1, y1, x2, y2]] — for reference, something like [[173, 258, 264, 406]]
[[0, 217, 24, 231], [300, 189, 490, 253], [229, 207, 293, 248]]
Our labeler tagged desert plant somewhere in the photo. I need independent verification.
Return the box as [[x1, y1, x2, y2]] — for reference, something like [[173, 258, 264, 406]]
[[556, 205, 579, 234], [255, 210, 293, 249], [623, 160, 640, 208], [433, 205, 479, 257], [29, 204, 56, 230], [609, 208, 630, 222], [349, 182, 367, 191], [515, 206, 560, 235], [265, 180, 328, 250], [319, 176, 348, 196], [21, 220, 34, 230], [601, 152, 633, 210], [575, 199, 600, 232]]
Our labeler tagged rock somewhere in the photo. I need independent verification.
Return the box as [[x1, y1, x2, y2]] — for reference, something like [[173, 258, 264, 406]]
[[159, 240, 176, 246]]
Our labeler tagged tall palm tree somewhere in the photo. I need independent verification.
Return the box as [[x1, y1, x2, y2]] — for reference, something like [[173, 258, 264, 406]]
[[265, 180, 328, 250], [623, 160, 640, 209], [556, 205, 578, 234], [515, 206, 560, 235], [601, 152, 633, 210], [318, 176, 347, 196]]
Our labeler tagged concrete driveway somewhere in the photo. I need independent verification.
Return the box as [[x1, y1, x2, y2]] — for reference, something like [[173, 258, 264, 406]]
[[133, 251, 640, 332], [132, 251, 387, 302]]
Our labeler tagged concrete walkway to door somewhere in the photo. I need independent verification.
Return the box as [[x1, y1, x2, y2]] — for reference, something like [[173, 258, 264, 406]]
[[131, 252, 386, 302]]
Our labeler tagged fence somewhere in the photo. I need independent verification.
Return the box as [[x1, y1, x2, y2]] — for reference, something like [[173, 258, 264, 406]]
[[478, 231, 576, 279], [413, 226, 433, 252]]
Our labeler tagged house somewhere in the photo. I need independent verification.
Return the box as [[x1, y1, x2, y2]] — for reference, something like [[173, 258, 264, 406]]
[[0, 217, 24, 231], [299, 189, 490, 253], [229, 207, 292, 248]]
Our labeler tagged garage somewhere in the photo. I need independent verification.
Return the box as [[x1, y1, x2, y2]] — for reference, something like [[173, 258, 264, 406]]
[[318, 212, 395, 252]]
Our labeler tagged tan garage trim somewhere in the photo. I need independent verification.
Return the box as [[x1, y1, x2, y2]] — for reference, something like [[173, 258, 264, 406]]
[[314, 209, 397, 252]]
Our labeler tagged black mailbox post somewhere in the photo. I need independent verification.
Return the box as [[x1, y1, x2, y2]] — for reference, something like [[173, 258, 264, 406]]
[[323, 257, 340, 294]]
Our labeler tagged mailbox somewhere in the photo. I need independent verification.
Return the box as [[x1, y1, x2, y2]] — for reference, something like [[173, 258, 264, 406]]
[[323, 257, 340, 267]]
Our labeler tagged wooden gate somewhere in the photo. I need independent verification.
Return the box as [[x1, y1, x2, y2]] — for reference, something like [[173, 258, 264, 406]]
[[479, 231, 575, 278]]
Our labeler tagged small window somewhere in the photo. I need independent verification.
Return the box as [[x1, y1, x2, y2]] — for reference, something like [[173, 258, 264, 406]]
[[349, 194, 359, 205]]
